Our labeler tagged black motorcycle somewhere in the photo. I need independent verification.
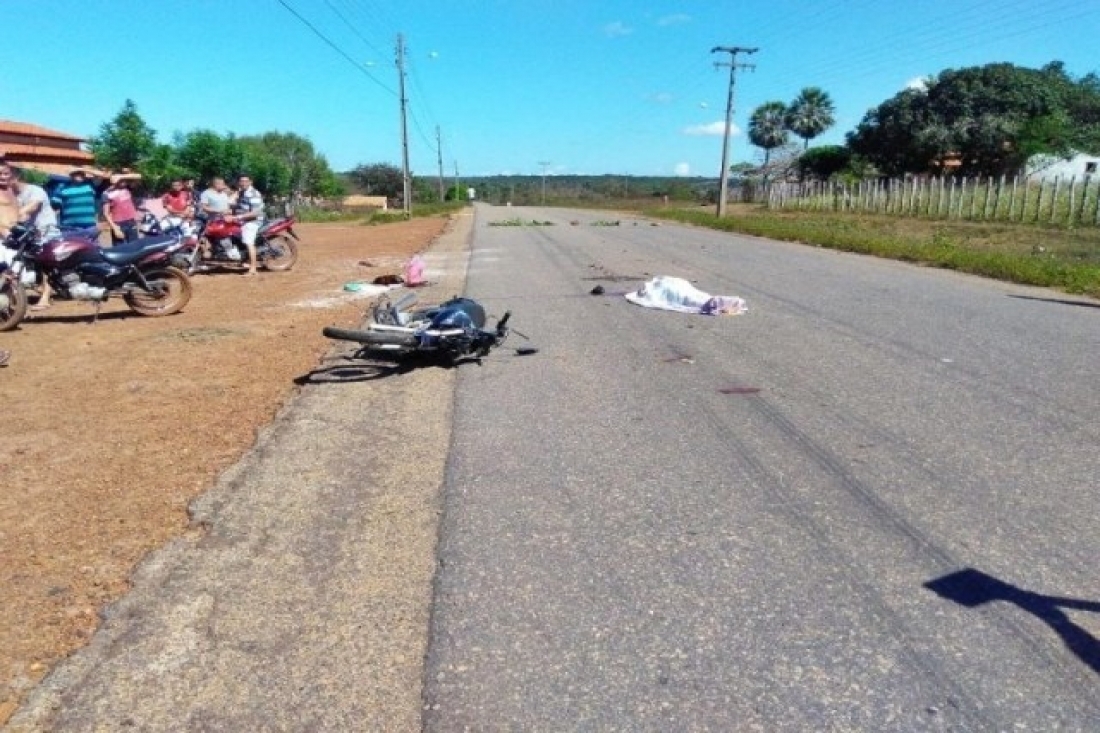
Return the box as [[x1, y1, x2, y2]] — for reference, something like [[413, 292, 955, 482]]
[[323, 293, 534, 364]]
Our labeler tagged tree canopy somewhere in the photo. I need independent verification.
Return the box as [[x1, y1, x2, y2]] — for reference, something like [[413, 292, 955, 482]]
[[88, 99, 157, 171], [348, 163, 405, 200], [847, 61, 1100, 177], [786, 87, 836, 150], [748, 101, 791, 176], [88, 101, 345, 198]]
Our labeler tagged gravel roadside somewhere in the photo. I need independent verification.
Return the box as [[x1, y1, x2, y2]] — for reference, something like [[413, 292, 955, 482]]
[[5, 210, 473, 732]]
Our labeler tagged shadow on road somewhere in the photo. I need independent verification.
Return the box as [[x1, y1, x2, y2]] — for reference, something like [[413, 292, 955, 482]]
[[295, 352, 462, 385], [925, 567, 1100, 676], [1007, 294, 1100, 310]]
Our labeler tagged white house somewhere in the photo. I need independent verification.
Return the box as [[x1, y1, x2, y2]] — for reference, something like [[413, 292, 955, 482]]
[[1025, 151, 1100, 181]]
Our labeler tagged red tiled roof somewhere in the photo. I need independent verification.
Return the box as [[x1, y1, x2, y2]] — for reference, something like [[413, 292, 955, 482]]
[[0, 119, 85, 142], [0, 142, 94, 162]]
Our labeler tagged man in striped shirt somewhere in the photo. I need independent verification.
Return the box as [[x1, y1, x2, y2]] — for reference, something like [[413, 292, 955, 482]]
[[50, 169, 100, 236], [227, 174, 265, 276]]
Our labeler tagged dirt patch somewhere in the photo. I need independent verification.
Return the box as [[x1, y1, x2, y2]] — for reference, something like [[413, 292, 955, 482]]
[[0, 217, 449, 724]]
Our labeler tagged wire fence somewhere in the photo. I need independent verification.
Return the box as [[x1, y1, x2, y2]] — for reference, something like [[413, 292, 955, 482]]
[[755, 175, 1100, 227]]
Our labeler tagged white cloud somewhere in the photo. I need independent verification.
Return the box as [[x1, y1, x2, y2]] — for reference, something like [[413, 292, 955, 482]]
[[604, 21, 633, 37], [905, 76, 929, 91], [674, 162, 691, 176], [682, 121, 739, 137], [657, 13, 691, 26]]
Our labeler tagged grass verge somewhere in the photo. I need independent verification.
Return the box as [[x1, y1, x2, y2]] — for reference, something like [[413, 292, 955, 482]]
[[644, 205, 1100, 298]]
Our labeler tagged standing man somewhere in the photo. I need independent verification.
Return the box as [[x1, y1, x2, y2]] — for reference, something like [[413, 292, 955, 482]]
[[199, 176, 230, 220], [51, 168, 100, 237], [102, 173, 141, 244], [7, 165, 60, 309], [227, 174, 264, 276], [0, 159, 18, 232]]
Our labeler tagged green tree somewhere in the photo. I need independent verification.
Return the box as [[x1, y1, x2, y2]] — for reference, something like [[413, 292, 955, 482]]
[[349, 163, 405, 199], [137, 144, 185, 194], [848, 61, 1100, 177], [796, 145, 851, 180], [748, 101, 791, 177], [173, 130, 245, 183], [88, 100, 158, 170], [785, 87, 835, 150]]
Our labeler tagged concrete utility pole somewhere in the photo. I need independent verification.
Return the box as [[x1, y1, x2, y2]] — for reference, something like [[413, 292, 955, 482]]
[[435, 126, 445, 202], [538, 161, 551, 206], [396, 34, 412, 217], [712, 45, 758, 218]]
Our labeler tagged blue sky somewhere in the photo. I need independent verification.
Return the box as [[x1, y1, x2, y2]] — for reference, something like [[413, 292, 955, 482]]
[[2, 1, 1097, 178]]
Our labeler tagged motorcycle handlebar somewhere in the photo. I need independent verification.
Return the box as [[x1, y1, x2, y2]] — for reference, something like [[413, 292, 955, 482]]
[[496, 311, 511, 335]]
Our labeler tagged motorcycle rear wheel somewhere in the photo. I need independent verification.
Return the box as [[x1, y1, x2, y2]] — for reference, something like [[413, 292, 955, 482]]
[[125, 266, 192, 317], [261, 234, 298, 271], [0, 278, 28, 331]]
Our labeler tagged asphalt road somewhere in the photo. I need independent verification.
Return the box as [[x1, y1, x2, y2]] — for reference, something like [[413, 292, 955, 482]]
[[424, 205, 1100, 731]]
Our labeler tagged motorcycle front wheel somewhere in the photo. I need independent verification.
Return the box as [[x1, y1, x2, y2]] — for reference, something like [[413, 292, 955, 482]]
[[125, 266, 193, 316], [0, 277, 28, 331], [261, 234, 298, 271], [322, 326, 418, 348]]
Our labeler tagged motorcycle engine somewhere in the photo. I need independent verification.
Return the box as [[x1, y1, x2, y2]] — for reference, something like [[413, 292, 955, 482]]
[[61, 271, 108, 301]]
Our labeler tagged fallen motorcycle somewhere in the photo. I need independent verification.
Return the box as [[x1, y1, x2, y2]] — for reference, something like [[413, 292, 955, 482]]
[[0, 224, 192, 326], [322, 293, 534, 364], [141, 212, 299, 274]]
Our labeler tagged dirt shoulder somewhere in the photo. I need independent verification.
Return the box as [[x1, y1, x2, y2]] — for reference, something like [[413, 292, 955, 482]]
[[0, 215, 460, 727]]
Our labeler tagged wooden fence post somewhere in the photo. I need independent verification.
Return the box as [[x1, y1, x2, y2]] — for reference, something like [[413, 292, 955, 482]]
[[1008, 176, 1018, 222], [1050, 176, 1061, 225]]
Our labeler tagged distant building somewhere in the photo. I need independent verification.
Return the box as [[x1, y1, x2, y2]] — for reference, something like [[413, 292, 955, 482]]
[[0, 119, 99, 175], [1026, 151, 1100, 181]]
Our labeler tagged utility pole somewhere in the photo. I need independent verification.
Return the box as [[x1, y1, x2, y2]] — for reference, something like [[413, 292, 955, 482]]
[[712, 45, 757, 218], [538, 160, 551, 206], [435, 126, 445, 203], [396, 34, 412, 217], [453, 160, 460, 203]]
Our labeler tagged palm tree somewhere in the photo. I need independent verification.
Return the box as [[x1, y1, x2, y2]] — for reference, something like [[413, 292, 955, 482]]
[[786, 87, 836, 149], [748, 101, 790, 177]]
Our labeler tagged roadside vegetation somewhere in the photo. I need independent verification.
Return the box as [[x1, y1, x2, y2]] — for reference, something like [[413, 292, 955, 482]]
[[645, 204, 1100, 298], [295, 201, 465, 224]]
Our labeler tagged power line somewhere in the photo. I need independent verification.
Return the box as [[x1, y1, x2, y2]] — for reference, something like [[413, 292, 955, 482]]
[[275, 0, 396, 95], [321, 0, 390, 59]]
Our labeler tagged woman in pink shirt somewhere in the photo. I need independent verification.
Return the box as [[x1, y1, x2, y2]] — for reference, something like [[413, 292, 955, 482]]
[[103, 173, 141, 244]]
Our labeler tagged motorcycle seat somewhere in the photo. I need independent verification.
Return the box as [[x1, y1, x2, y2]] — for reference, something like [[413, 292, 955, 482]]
[[101, 235, 177, 265]]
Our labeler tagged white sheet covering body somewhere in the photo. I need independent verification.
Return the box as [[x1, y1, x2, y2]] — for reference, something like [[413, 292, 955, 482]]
[[625, 276, 747, 315]]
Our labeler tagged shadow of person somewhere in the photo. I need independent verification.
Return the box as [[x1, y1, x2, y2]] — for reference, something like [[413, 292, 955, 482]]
[[925, 568, 1100, 675]]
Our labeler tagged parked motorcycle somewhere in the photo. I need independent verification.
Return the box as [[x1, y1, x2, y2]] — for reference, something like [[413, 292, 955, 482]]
[[0, 262, 28, 332], [141, 212, 300, 274], [0, 224, 192, 326], [323, 293, 533, 363]]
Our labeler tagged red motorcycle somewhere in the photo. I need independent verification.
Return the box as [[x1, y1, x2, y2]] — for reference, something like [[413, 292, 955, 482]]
[[164, 215, 300, 274], [0, 224, 192, 328]]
